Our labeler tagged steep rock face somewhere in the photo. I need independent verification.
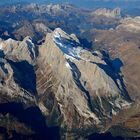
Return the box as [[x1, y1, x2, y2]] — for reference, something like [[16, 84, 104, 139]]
[[0, 28, 132, 138], [36, 28, 131, 134], [37, 28, 100, 130]]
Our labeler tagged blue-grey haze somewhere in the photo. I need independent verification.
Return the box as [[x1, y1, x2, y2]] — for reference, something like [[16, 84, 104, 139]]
[[0, 0, 140, 9]]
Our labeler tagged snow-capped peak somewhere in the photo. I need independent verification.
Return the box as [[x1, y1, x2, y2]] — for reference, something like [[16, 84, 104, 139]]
[[53, 28, 82, 60]]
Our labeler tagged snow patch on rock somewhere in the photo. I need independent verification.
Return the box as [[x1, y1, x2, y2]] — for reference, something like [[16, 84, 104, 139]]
[[0, 43, 3, 50], [53, 32, 82, 60]]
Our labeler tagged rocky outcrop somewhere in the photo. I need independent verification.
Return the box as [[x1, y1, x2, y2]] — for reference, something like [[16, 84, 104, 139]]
[[117, 16, 140, 32], [0, 28, 133, 139], [92, 8, 121, 18]]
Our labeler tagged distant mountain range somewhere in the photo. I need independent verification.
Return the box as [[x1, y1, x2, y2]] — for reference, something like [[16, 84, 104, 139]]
[[1, 0, 140, 9]]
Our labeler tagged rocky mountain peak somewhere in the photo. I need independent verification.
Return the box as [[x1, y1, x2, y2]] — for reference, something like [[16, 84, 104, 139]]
[[0, 28, 133, 139], [0, 37, 36, 63]]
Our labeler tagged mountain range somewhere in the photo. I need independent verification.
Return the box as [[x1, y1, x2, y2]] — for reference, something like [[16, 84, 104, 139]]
[[0, 2, 140, 140], [1, 0, 140, 9]]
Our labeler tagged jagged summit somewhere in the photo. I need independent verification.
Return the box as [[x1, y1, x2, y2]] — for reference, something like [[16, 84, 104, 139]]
[[0, 37, 36, 63], [52, 28, 83, 60]]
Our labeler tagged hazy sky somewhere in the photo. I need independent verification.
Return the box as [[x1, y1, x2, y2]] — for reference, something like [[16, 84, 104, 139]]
[[0, 0, 140, 9]]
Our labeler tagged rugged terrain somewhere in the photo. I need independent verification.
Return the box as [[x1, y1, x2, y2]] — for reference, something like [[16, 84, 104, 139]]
[[91, 16, 140, 139], [0, 3, 122, 43], [0, 27, 139, 139], [0, 2, 140, 140]]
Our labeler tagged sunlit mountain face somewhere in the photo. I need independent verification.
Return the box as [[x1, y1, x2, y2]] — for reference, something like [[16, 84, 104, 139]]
[[0, 0, 140, 140]]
